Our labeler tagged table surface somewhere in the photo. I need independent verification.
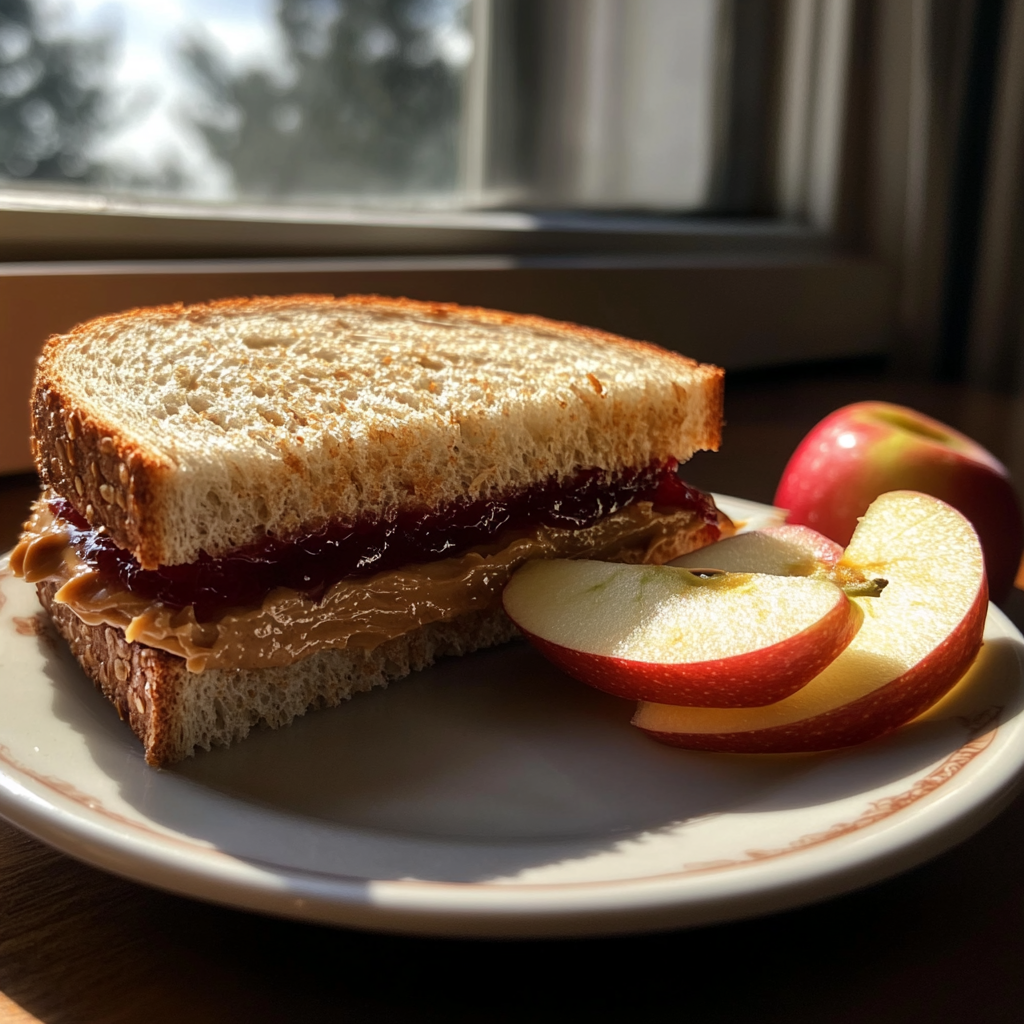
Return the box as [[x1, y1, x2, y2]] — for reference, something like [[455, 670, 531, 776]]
[[3, 365, 1024, 1024]]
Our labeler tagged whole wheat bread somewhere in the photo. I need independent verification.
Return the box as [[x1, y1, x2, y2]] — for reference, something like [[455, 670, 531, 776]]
[[26, 294, 726, 764], [32, 295, 723, 568]]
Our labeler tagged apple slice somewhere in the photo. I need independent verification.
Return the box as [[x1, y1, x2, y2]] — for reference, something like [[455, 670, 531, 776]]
[[670, 525, 842, 576], [670, 525, 886, 598], [502, 560, 861, 707], [633, 491, 988, 751]]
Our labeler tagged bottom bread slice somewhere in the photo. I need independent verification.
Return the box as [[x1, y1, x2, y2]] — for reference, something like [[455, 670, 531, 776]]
[[38, 579, 520, 767]]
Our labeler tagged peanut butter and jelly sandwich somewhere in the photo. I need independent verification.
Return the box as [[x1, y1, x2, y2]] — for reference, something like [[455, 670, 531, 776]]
[[12, 295, 729, 765]]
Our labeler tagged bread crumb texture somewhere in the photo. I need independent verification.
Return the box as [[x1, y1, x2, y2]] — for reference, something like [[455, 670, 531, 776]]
[[34, 295, 723, 566]]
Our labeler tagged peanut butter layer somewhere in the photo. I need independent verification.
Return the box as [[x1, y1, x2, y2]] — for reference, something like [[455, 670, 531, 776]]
[[13, 499, 728, 672]]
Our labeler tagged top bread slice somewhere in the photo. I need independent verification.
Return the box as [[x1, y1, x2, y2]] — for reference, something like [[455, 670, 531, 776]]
[[32, 294, 724, 569]]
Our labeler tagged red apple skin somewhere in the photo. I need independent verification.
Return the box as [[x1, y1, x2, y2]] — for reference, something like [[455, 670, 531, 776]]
[[636, 572, 989, 752], [515, 592, 861, 707], [774, 402, 1023, 602]]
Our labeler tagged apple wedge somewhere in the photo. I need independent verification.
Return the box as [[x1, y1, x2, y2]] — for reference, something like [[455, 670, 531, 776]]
[[670, 525, 886, 598], [502, 560, 861, 707], [633, 491, 989, 751], [670, 524, 843, 576]]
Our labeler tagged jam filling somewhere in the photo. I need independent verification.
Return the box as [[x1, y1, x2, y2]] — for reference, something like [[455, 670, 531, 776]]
[[51, 460, 719, 621]]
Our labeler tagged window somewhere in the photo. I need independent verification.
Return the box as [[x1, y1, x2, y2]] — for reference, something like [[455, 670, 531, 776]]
[[0, 1, 985, 476], [1, 0, 773, 213]]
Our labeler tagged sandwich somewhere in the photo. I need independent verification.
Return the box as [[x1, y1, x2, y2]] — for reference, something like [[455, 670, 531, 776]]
[[11, 295, 731, 765]]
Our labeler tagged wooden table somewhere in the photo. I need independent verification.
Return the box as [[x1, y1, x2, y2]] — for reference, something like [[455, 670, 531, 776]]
[[3, 366, 1024, 1024]]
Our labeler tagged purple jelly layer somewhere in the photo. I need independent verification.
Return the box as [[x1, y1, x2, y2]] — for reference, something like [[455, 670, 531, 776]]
[[51, 460, 719, 621]]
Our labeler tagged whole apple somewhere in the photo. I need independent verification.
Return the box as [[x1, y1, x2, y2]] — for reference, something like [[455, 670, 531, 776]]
[[774, 401, 1023, 602]]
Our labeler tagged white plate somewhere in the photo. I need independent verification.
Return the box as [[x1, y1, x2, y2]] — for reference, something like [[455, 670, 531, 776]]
[[1, 495, 1023, 938]]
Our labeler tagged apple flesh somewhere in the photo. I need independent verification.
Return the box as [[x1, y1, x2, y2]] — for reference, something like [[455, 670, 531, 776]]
[[774, 401, 1023, 602], [670, 525, 886, 598], [633, 491, 988, 752], [670, 525, 842, 576], [502, 560, 861, 707]]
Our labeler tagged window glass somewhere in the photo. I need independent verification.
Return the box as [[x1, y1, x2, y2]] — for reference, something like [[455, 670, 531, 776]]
[[0, 0, 775, 213]]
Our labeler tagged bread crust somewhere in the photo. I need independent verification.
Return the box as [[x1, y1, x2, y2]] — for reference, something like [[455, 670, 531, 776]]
[[33, 294, 724, 568], [32, 385, 164, 567]]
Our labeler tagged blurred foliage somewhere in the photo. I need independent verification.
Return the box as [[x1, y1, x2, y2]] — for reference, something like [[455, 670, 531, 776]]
[[0, 0, 113, 183], [181, 0, 468, 199]]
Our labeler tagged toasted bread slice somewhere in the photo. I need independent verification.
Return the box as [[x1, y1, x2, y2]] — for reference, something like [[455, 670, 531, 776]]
[[32, 295, 723, 569]]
